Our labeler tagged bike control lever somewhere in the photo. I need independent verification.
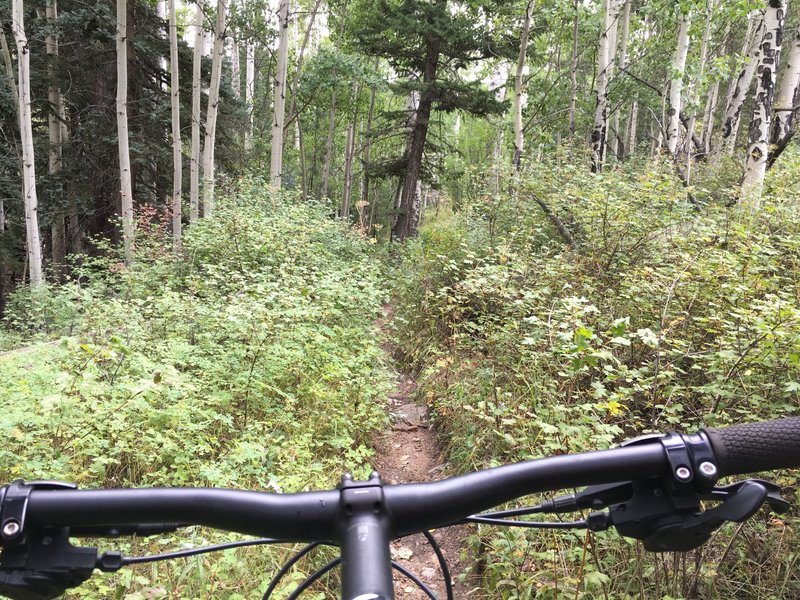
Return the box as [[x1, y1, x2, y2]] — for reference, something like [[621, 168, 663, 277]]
[[0, 481, 126, 600], [587, 479, 787, 552]]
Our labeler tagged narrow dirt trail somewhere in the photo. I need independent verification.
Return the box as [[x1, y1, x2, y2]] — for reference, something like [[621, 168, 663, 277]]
[[372, 308, 476, 599]]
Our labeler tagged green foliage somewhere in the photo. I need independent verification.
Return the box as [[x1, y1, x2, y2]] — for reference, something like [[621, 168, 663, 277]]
[[390, 157, 800, 598], [0, 181, 390, 596]]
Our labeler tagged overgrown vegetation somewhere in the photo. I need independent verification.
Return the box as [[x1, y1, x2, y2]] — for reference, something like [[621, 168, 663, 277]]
[[0, 180, 390, 597], [391, 149, 800, 599]]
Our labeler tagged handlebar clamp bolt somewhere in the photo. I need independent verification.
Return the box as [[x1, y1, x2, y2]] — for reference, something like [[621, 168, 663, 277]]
[[675, 467, 692, 481], [698, 461, 718, 478], [2, 519, 21, 538]]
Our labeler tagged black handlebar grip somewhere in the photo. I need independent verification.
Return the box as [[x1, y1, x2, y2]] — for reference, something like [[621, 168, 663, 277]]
[[703, 417, 800, 476]]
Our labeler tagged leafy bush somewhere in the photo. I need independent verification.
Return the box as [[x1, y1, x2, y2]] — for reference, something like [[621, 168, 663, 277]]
[[0, 181, 390, 596], [391, 158, 800, 599]]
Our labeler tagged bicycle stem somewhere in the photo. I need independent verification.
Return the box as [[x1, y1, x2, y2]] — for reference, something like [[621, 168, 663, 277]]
[[337, 473, 394, 600]]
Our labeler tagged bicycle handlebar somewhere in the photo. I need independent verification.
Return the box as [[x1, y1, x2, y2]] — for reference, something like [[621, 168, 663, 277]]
[[704, 418, 800, 476], [1, 416, 798, 600]]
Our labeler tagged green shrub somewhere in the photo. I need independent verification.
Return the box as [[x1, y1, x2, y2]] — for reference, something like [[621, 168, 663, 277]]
[[391, 158, 800, 599], [0, 181, 390, 597]]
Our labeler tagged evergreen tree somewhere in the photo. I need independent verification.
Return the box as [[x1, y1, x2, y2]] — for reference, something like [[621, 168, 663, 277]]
[[349, 0, 507, 241]]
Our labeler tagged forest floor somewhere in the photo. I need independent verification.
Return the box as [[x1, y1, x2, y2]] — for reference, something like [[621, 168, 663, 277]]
[[371, 306, 476, 599]]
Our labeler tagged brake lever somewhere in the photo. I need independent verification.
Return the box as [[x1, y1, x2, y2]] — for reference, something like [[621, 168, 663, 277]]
[[700, 480, 790, 514]]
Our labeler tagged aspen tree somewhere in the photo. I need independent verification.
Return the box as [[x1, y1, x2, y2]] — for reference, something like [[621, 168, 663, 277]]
[[341, 80, 360, 220], [169, 0, 182, 251], [190, 3, 203, 223], [11, 0, 43, 285], [320, 94, 336, 200], [245, 43, 255, 152], [230, 38, 241, 99], [612, 0, 631, 159], [768, 31, 800, 167], [201, 0, 227, 217], [270, 0, 290, 190], [568, 0, 579, 144], [591, 0, 619, 172], [116, 0, 134, 264], [741, 0, 787, 208], [684, 0, 715, 182], [720, 11, 765, 157], [46, 0, 66, 276], [667, 12, 690, 156], [513, 0, 533, 169]]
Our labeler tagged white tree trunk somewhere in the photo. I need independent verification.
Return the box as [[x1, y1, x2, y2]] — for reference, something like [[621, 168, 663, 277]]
[[245, 43, 255, 152], [341, 81, 359, 219], [116, 0, 134, 264], [626, 99, 638, 155], [720, 11, 765, 157], [612, 0, 631, 159], [770, 31, 800, 150], [230, 38, 241, 99], [360, 81, 377, 231], [157, 0, 167, 85], [46, 0, 66, 275], [513, 1, 533, 169], [12, 0, 43, 285], [741, 0, 787, 208], [591, 0, 617, 172], [270, 0, 290, 190], [201, 0, 227, 218], [320, 94, 336, 199], [701, 79, 720, 154], [667, 13, 690, 156], [169, 0, 182, 252], [189, 3, 203, 223], [568, 0, 579, 143], [684, 0, 714, 181]]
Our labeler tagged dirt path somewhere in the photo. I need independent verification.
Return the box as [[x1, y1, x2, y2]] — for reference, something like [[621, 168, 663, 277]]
[[372, 309, 476, 599]]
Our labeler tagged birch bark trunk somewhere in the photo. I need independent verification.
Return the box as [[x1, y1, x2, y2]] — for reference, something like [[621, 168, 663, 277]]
[[568, 0, 579, 144], [245, 43, 255, 152], [46, 0, 66, 277], [768, 30, 800, 167], [591, 0, 615, 172], [360, 81, 377, 232], [189, 3, 203, 223], [169, 0, 182, 251], [741, 0, 787, 209], [270, 0, 290, 191], [116, 0, 134, 264], [230, 38, 240, 99], [340, 81, 360, 219], [201, 0, 227, 217], [720, 11, 764, 157], [625, 100, 638, 155], [684, 0, 714, 181], [701, 80, 720, 154], [612, 0, 631, 159], [12, 0, 43, 285], [320, 94, 336, 200], [513, 1, 533, 169], [667, 13, 690, 156]]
